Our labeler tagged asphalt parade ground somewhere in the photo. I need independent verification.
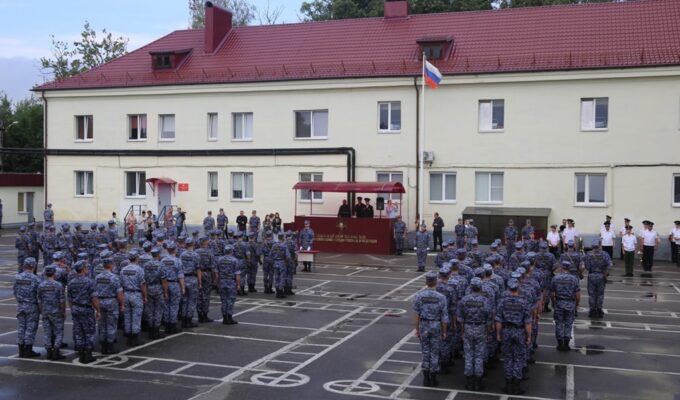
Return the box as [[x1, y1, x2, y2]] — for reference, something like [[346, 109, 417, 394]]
[[1, 231, 680, 400]]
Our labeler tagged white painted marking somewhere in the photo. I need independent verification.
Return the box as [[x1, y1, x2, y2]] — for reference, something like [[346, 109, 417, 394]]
[[182, 331, 293, 345], [373, 369, 411, 376], [378, 273, 426, 300], [389, 364, 421, 399], [444, 391, 458, 400], [346, 269, 367, 277], [125, 358, 154, 370], [536, 361, 680, 376], [169, 362, 197, 375], [295, 280, 331, 295], [671, 283, 680, 294], [0, 330, 17, 337], [566, 364, 575, 400]]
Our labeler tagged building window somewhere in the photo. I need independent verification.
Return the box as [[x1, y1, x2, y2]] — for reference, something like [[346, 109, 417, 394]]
[[75, 171, 94, 196], [430, 172, 456, 202], [207, 113, 218, 141], [378, 102, 401, 132], [299, 172, 323, 201], [128, 114, 147, 141], [295, 110, 328, 139], [478, 100, 504, 131], [75, 115, 93, 141], [475, 172, 503, 203], [17, 192, 26, 213], [581, 97, 608, 130], [575, 173, 606, 205], [208, 171, 218, 199], [674, 175, 680, 206], [233, 113, 253, 141], [125, 171, 146, 197], [232, 172, 253, 200], [153, 54, 172, 69], [377, 172, 403, 202], [159, 114, 175, 141], [422, 45, 443, 60]]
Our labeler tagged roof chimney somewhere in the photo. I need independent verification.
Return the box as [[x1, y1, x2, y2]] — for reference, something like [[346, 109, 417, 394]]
[[384, 0, 409, 19], [204, 1, 233, 53]]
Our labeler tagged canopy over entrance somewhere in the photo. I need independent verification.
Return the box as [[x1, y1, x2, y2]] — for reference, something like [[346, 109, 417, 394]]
[[146, 177, 177, 186], [292, 181, 405, 193]]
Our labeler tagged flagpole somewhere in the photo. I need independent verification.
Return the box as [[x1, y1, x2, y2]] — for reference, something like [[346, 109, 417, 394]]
[[419, 52, 425, 227]]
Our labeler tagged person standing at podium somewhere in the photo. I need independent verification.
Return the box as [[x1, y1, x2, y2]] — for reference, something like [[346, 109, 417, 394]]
[[299, 220, 315, 272]]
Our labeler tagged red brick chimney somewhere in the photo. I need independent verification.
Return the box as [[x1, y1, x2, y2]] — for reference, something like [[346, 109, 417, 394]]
[[204, 1, 233, 53], [384, 0, 409, 19]]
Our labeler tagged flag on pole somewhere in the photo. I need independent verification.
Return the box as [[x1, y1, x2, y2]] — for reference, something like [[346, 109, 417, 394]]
[[423, 60, 442, 89]]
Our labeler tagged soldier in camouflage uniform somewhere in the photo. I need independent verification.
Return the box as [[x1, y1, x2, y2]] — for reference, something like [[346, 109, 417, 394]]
[[233, 232, 250, 296], [299, 220, 314, 271], [585, 239, 612, 318], [535, 241, 557, 312], [413, 271, 448, 387], [260, 232, 275, 293], [504, 219, 518, 254], [120, 252, 147, 346], [217, 245, 241, 325], [495, 278, 532, 395], [179, 238, 201, 328], [284, 231, 298, 296], [454, 218, 466, 250], [458, 277, 491, 391], [15, 226, 32, 273], [38, 264, 66, 360], [14, 258, 41, 358], [161, 241, 185, 334], [551, 261, 580, 351], [435, 264, 456, 373], [246, 232, 260, 293], [560, 240, 585, 280], [94, 256, 124, 354], [196, 237, 216, 323], [68, 260, 101, 364], [272, 233, 292, 299], [414, 224, 430, 272], [393, 215, 407, 255]]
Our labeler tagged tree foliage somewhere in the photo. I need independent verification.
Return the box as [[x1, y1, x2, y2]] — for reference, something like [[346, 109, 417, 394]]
[[189, 0, 256, 28], [0, 93, 43, 173], [40, 21, 128, 80]]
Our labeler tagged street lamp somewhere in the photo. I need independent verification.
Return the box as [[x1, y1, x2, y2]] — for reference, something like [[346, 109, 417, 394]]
[[0, 120, 18, 173]]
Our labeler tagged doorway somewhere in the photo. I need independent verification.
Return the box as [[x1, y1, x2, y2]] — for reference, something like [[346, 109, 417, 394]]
[[157, 184, 172, 214]]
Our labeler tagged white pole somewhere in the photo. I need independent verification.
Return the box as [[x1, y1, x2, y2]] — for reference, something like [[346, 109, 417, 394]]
[[418, 52, 425, 227]]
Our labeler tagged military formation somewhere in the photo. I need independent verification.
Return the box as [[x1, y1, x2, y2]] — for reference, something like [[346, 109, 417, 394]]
[[412, 234, 611, 395], [13, 212, 315, 363]]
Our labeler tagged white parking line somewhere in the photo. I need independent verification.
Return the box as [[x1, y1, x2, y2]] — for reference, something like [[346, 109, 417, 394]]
[[378, 273, 426, 300], [566, 365, 575, 400]]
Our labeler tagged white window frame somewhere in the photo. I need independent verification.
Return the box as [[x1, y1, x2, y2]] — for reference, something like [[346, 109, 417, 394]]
[[75, 115, 93, 142], [299, 172, 323, 203], [478, 99, 505, 132], [207, 113, 218, 141], [475, 172, 504, 204], [575, 173, 607, 206], [208, 171, 219, 200], [377, 101, 401, 133], [158, 114, 176, 141], [294, 110, 328, 140], [232, 112, 253, 141], [17, 192, 27, 214], [128, 114, 147, 141], [580, 97, 609, 131], [672, 174, 680, 207], [231, 172, 253, 201], [429, 172, 457, 203], [125, 171, 147, 198], [376, 171, 403, 202], [74, 171, 94, 197]]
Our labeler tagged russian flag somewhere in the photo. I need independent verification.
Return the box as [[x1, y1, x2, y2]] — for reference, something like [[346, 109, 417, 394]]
[[424, 61, 442, 89]]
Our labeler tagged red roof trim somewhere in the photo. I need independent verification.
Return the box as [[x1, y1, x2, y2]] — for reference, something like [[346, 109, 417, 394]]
[[292, 181, 406, 193], [0, 173, 44, 187], [146, 177, 177, 185]]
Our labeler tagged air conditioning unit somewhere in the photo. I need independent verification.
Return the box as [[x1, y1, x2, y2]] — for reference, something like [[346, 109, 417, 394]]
[[423, 151, 435, 162]]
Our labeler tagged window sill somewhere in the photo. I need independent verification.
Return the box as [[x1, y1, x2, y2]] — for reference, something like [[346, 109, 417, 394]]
[[159, 138, 176, 142], [75, 139, 94, 143], [579, 128, 608, 132], [672, 204, 680, 208], [378, 130, 401, 134], [125, 196, 147, 199], [127, 139, 148, 142], [299, 200, 324, 204], [207, 138, 219, 142], [478, 129, 504, 134], [18, 211, 28, 215], [475, 201, 503, 205], [294, 137, 328, 140], [208, 198, 219, 201], [75, 195, 95, 198], [430, 200, 457, 204], [232, 138, 253, 142], [231, 198, 254, 202], [574, 203, 608, 208]]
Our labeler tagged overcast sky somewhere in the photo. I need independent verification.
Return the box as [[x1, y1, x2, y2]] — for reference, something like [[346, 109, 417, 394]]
[[0, 0, 302, 101]]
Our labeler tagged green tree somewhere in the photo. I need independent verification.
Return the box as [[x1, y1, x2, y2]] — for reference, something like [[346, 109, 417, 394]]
[[0, 93, 43, 173], [40, 21, 128, 80], [189, 0, 256, 28], [498, 0, 620, 7], [300, 0, 492, 20]]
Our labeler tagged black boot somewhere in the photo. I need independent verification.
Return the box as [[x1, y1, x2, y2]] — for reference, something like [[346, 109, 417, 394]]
[[131, 334, 141, 347], [125, 333, 133, 346], [286, 286, 295, 296], [430, 372, 439, 387], [141, 320, 149, 332], [503, 379, 513, 394], [24, 345, 39, 358], [197, 312, 206, 323], [172, 323, 182, 334], [203, 314, 213, 323], [155, 327, 165, 339], [108, 343, 118, 354], [46, 347, 54, 360], [186, 317, 198, 328], [522, 367, 529, 381], [465, 376, 474, 390], [562, 337, 571, 351], [556, 339, 564, 351], [100, 342, 108, 355], [514, 378, 526, 395], [475, 376, 484, 391], [223, 314, 238, 325], [222, 314, 230, 325], [78, 349, 86, 363], [52, 348, 66, 360], [82, 349, 96, 364], [60, 342, 68, 349], [18, 345, 24, 358], [439, 362, 451, 374], [588, 309, 595, 318], [149, 327, 156, 340], [248, 284, 257, 293], [422, 370, 431, 387], [598, 309, 605, 318], [241, 286, 248, 295]]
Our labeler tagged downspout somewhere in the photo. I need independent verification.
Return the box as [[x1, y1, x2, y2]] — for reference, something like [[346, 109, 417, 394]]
[[40, 91, 48, 209], [413, 77, 420, 228]]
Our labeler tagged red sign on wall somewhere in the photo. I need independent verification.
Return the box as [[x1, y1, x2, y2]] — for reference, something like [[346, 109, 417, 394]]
[[178, 183, 189, 192]]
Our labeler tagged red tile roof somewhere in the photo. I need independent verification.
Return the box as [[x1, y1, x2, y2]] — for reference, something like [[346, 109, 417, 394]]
[[0, 173, 43, 187], [34, 0, 680, 91]]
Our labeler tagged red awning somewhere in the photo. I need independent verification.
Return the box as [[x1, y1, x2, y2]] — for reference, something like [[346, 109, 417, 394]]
[[292, 181, 405, 194], [146, 177, 177, 185]]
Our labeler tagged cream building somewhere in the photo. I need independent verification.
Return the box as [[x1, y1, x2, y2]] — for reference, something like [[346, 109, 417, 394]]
[[35, 0, 680, 251], [0, 173, 44, 226]]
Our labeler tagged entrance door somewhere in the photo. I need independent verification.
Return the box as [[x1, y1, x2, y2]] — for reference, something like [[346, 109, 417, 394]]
[[25, 192, 34, 223], [157, 184, 172, 214]]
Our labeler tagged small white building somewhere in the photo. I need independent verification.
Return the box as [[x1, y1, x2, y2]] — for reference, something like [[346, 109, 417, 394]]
[[32, 0, 680, 253], [0, 173, 44, 227]]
